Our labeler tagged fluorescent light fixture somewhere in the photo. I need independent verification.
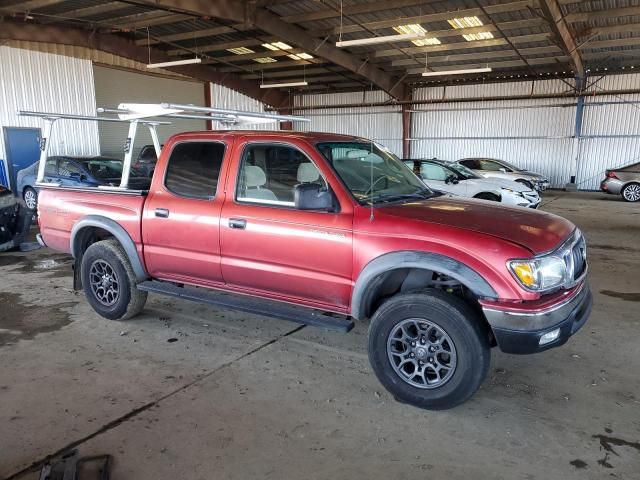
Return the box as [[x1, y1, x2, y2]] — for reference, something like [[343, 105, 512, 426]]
[[447, 16, 494, 41], [336, 33, 431, 47], [260, 81, 308, 89], [254, 57, 278, 63], [147, 57, 201, 68], [227, 47, 255, 55], [288, 52, 314, 60], [393, 24, 441, 46], [263, 42, 292, 51], [422, 67, 492, 77]]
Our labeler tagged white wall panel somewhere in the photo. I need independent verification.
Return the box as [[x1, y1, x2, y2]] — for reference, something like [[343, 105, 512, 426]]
[[211, 84, 277, 130], [293, 91, 403, 156], [0, 46, 99, 182]]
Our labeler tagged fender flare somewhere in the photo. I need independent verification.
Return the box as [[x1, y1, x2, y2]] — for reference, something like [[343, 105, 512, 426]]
[[70, 215, 148, 282], [351, 251, 497, 320]]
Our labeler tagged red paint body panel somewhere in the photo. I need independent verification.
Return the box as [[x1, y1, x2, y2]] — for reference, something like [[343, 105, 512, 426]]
[[37, 130, 582, 317]]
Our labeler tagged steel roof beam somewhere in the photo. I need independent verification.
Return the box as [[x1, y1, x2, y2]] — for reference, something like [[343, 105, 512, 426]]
[[124, 0, 407, 99], [0, 20, 288, 108], [538, 0, 585, 80]]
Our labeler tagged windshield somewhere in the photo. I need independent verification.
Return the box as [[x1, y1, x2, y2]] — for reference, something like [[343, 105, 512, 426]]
[[447, 162, 479, 179], [489, 158, 520, 171], [317, 142, 433, 204], [79, 158, 144, 179]]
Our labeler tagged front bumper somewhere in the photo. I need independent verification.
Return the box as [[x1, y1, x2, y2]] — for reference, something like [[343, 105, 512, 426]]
[[481, 282, 592, 354]]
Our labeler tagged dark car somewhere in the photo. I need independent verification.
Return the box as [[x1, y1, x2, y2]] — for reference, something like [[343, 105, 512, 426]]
[[0, 185, 34, 252], [18, 156, 150, 209], [600, 162, 640, 202], [133, 144, 162, 178]]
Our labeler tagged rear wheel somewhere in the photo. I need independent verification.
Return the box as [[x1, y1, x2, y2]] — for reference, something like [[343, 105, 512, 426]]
[[622, 183, 640, 202], [368, 290, 490, 410], [23, 187, 37, 210], [81, 239, 147, 320], [474, 192, 500, 202]]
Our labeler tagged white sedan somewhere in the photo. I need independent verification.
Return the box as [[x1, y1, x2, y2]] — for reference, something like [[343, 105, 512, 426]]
[[405, 158, 541, 208]]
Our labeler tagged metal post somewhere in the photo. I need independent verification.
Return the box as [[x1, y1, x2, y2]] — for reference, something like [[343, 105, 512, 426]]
[[36, 118, 55, 184], [120, 121, 138, 189], [567, 75, 586, 191], [147, 124, 161, 158]]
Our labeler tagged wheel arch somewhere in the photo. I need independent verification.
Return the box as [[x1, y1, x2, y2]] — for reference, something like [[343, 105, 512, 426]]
[[351, 251, 498, 320], [70, 215, 148, 282]]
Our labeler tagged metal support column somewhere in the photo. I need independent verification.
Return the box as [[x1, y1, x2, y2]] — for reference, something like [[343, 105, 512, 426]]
[[567, 75, 586, 191]]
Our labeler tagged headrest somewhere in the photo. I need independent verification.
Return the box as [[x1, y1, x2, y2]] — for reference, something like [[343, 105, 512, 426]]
[[297, 163, 320, 183], [244, 165, 267, 187]]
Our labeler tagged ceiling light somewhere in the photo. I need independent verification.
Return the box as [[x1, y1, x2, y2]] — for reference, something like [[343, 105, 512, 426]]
[[147, 57, 201, 69], [227, 47, 255, 55], [393, 24, 441, 46], [288, 52, 314, 60], [422, 67, 492, 77], [336, 33, 432, 47], [448, 16, 494, 41], [263, 42, 292, 51], [260, 81, 308, 88], [254, 57, 278, 63]]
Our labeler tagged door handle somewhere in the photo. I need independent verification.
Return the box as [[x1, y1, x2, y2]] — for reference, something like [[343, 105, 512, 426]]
[[155, 208, 169, 218], [228, 218, 247, 229]]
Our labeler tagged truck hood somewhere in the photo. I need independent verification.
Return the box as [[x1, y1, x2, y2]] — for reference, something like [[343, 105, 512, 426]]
[[377, 196, 574, 254]]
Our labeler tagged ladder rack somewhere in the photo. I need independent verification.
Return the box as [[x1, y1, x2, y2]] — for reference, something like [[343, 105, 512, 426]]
[[18, 103, 309, 190]]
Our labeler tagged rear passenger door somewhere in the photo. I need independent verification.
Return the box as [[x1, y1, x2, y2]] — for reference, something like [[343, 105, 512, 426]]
[[220, 142, 353, 311], [142, 140, 227, 286]]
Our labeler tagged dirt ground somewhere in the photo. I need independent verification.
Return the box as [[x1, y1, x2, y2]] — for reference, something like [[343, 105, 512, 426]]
[[1, 191, 639, 480]]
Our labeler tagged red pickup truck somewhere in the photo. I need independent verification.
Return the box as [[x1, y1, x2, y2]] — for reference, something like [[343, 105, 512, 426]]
[[37, 130, 592, 409]]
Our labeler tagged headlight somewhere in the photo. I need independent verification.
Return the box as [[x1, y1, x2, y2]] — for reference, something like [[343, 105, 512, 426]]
[[508, 255, 567, 291]]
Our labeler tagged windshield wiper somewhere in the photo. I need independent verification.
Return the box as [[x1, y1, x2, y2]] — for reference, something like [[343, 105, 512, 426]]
[[369, 189, 434, 204]]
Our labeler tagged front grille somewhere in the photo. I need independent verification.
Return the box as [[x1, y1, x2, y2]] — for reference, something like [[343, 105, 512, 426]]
[[572, 236, 587, 280]]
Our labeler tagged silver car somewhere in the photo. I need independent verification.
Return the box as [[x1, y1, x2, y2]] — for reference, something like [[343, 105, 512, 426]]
[[458, 158, 550, 191], [600, 162, 640, 202]]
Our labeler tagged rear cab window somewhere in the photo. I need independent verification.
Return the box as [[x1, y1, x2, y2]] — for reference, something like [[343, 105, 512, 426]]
[[164, 141, 226, 199]]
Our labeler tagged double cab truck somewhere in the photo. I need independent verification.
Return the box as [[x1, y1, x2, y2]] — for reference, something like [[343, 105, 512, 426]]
[[37, 130, 592, 409]]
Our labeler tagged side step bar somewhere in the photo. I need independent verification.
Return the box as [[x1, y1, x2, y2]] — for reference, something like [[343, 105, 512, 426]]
[[137, 280, 354, 333]]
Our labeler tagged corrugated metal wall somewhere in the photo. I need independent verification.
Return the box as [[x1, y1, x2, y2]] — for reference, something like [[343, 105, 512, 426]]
[[93, 65, 205, 158], [0, 46, 99, 182], [211, 84, 277, 130], [578, 74, 640, 190], [411, 80, 577, 188], [293, 91, 404, 156]]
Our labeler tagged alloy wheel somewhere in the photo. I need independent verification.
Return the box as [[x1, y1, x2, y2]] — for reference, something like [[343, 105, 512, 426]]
[[89, 260, 120, 306], [623, 184, 640, 202]]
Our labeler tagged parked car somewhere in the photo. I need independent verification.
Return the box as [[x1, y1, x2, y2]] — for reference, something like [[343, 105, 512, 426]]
[[406, 158, 541, 208], [600, 162, 640, 202], [18, 156, 150, 209], [0, 185, 34, 252], [133, 144, 162, 177], [458, 157, 550, 191], [36, 132, 591, 410]]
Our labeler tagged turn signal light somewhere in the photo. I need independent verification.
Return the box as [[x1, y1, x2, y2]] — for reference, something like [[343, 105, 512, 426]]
[[511, 262, 535, 288], [606, 171, 618, 179]]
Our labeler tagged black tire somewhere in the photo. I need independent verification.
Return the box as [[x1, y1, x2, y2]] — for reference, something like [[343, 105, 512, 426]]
[[474, 192, 500, 202], [368, 290, 490, 410], [23, 187, 38, 210], [621, 182, 640, 202], [81, 239, 147, 320]]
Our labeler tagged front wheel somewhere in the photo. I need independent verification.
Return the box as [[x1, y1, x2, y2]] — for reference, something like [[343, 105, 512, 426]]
[[622, 183, 640, 202], [368, 290, 490, 410], [23, 187, 37, 210], [81, 239, 147, 320]]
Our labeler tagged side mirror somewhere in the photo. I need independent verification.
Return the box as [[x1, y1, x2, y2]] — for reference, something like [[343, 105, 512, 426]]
[[499, 167, 507, 173], [294, 183, 334, 211], [445, 174, 459, 185]]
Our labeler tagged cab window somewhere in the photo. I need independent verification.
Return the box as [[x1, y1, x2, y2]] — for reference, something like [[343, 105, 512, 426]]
[[164, 142, 225, 199]]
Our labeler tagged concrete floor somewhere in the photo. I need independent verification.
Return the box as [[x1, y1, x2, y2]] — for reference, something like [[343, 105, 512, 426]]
[[1, 191, 639, 480]]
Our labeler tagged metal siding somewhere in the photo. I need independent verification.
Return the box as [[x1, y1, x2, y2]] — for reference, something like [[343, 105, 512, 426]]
[[93, 65, 205, 157], [0, 46, 100, 183], [576, 137, 640, 190], [293, 91, 403, 156], [211, 84, 277, 131]]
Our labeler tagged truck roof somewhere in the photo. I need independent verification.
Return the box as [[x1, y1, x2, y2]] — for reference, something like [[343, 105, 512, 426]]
[[169, 130, 369, 143]]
